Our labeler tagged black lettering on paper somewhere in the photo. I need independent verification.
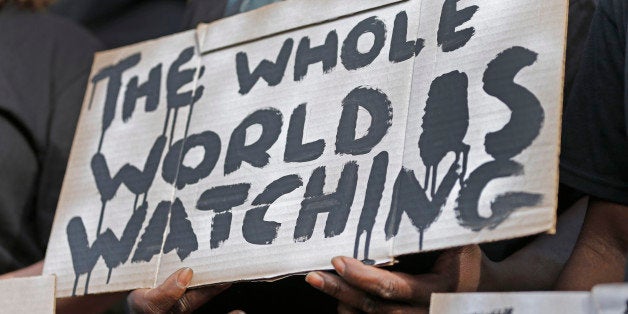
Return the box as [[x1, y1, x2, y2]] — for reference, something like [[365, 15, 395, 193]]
[[341, 16, 387, 70], [163, 198, 199, 260], [243, 175, 303, 245], [294, 162, 358, 242], [91, 135, 167, 202], [385, 162, 459, 250], [353, 151, 388, 264], [419, 71, 470, 197], [196, 184, 251, 249], [389, 11, 425, 63], [336, 86, 393, 156], [167, 47, 204, 110], [132, 201, 170, 263], [284, 103, 325, 163], [67, 217, 100, 296], [162, 131, 221, 190], [236, 38, 294, 95], [294, 31, 338, 81], [455, 161, 542, 231], [67, 201, 148, 295], [437, 0, 479, 52], [483, 47, 543, 160], [90, 53, 141, 150], [123, 63, 162, 122], [225, 108, 283, 175]]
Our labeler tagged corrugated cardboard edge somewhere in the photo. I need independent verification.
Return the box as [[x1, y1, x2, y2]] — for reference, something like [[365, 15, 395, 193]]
[[152, 31, 208, 289], [196, 0, 408, 54], [549, 0, 571, 235]]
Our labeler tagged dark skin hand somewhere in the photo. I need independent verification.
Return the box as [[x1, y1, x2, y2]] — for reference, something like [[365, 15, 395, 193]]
[[0, 263, 230, 314], [306, 245, 482, 314], [127, 268, 231, 314]]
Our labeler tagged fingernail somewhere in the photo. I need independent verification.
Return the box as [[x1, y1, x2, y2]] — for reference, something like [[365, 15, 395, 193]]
[[331, 257, 346, 275], [177, 268, 193, 288], [305, 272, 324, 289]]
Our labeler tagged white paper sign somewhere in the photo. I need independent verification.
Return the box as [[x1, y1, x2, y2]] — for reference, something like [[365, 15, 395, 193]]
[[0, 276, 56, 314], [431, 284, 628, 314], [430, 292, 593, 314], [592, 284, 628, 314], [44, 0, 568, 297]]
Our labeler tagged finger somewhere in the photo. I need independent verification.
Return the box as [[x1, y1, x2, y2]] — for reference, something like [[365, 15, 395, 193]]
[[306, 271, 408, 313], [171, 284, 231, 313], [331, 257, 449, 304], [129, 268, 192, 313]]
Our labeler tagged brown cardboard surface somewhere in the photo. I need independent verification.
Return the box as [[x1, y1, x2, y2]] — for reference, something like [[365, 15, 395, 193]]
[[44, 0, 568, 297], [0, 276, 56, 313]]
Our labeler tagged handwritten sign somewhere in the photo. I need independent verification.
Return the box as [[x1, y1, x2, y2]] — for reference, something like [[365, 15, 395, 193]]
[[0, 276, 55, 314], [44, 0, 568, 297], [431, 284, 628, 314], [430, 292, 593, 314], [591, 284, 628, 314]]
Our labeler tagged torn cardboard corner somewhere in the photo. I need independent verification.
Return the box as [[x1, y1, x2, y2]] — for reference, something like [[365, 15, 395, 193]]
[[430, 283, 628, 314], [0, 276, 56, 314], [44, 0, 568, 298]]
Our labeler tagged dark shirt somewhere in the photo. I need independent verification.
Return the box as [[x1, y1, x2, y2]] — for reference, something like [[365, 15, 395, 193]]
[[49, 0, 187, 49], [561, 0, 628, 206], [0, 6, 102, 273]]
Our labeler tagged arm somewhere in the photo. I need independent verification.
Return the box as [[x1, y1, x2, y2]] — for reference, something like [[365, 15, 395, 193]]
[[556, 198, 628, 290]]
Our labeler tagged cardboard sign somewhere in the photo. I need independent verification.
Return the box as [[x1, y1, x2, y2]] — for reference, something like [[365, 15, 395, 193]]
[[430, 292, 593, 314], [591, 284, 628, 314], [430, 284, 628, 314], [0, 276, 56, 313], [44, 0, 568, 297]]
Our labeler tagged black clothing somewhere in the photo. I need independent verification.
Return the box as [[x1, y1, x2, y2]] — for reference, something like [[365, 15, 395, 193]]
[[182, 0, 228, 28], [561, 0, 628, 206], [49, 0, 187, 48], [0, 6, 102, 273]]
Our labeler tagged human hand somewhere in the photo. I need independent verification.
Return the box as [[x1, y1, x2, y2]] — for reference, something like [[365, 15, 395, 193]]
[[305, 245, 482, 313], [127, 268, 230, 314]]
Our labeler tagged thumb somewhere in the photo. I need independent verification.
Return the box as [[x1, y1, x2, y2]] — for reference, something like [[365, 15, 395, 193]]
[[129, 268, 193, 313]]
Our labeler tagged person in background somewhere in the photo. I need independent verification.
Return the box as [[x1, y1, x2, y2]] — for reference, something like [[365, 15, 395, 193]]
[[555, 0, 627, 290], [0, 1, 228, 312]]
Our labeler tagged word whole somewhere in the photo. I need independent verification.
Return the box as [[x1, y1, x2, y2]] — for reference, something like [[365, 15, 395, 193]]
[[67, 0, 543, 295]]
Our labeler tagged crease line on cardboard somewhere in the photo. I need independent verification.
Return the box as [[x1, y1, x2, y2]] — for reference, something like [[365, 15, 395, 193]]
[[388, 0, 425, 260], [197, 0, 408, 54], [153, 32, 207, 287]]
